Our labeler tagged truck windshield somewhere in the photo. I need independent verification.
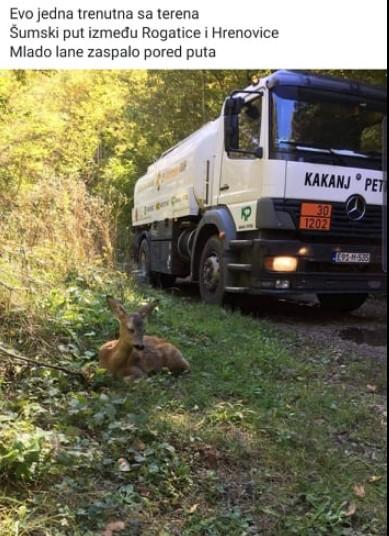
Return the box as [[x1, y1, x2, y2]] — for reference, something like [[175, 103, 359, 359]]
[[271, 85, 386, 169]]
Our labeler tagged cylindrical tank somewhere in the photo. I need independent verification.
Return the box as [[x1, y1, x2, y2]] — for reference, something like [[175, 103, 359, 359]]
[[132, 119, 219, 226], [177, 228, 197, 260]]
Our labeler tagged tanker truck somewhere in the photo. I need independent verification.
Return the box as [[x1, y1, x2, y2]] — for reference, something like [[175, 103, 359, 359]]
[[132, 70, 387, 311]]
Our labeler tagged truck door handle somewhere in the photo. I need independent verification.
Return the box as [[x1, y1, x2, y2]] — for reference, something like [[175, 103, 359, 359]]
[[220, 184, 230, 191]]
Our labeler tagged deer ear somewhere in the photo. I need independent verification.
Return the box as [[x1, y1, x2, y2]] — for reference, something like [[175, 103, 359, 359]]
[[138, 300, 159, 318], [106, 296, 128, 319]]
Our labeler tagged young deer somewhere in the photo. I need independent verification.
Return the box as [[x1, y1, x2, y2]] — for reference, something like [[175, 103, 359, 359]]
[[99, 297, 190, 381]]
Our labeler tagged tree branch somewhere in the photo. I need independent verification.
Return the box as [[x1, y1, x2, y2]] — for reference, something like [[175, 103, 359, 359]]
[[0, 343, 87, 383], [0, 280, 19, 291]]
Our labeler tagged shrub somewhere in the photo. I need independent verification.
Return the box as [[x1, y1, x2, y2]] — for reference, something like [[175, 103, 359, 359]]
[[0, 420, 54, 482]]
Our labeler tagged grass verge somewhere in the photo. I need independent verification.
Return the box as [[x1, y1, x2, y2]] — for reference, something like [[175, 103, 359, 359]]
[[0, 267, 387, 535]]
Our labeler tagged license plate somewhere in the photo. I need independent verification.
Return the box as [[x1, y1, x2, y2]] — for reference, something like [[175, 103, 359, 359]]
[[332, 252, 371, 264], [299, 203, 332, 231]]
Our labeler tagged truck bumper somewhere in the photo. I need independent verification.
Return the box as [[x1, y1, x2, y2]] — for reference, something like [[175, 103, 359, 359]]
[[227, 238, 386, 295]]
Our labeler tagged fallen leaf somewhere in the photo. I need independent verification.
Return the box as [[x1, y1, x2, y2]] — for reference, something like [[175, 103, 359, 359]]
[[344, 502, 357, 517], [101, 521, 126, 536], [188, 503, 199, 514], [136, 484, 151, 497], [367, 384, 378, 393], [353, 484, 366, 498], [368, 475, 383, 484], [198, 446, 220, 468], [133, 439, 146, 451], [117, 458, 130, 472]]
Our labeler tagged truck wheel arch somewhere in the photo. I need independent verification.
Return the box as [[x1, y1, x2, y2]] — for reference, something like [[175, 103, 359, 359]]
[[133, 229, 150, 260], [191, 207, 237, 281]]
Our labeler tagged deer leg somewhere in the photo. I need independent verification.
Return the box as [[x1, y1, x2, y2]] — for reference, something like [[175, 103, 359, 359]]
[[123, 366, 147, 383]]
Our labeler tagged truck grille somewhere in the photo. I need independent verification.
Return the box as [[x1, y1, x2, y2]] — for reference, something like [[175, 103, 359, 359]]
[[304, 261, 382, 274], [275, 199, 382, 243]]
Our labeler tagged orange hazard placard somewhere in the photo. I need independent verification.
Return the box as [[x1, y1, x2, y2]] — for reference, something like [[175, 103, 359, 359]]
[[299, 202, 332, 231]]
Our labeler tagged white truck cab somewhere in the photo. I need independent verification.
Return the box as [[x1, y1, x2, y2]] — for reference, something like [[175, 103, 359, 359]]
[[132, 70, 387, 311]]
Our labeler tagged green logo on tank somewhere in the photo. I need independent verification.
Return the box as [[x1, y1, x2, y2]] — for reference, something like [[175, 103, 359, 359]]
[[241, 206, 252, 222]]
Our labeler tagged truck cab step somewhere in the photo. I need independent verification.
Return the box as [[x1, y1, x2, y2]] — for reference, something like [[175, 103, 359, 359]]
[[229, 239, 253, 248], [225, 286, 250, 294], [227, 263, 252, 272]]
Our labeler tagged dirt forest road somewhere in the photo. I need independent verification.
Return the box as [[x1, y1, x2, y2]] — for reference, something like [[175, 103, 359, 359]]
[[258, 295, 387, 364], [255, 293, 388, 425], [175, 284, 387, 396], [176, 284, 387, 364]]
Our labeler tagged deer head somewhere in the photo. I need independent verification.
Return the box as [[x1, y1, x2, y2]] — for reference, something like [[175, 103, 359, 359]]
[[106, 296, 158, 350]]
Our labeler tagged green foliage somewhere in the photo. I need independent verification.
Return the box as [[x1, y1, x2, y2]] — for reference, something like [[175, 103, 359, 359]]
[[0, 268, 386, 534], [183, 508, 255, 535], [283, 493, 358, 535], [0, 420, 54, 482]]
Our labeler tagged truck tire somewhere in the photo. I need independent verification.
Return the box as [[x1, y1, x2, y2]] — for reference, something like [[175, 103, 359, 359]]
[[137, 239, 156, 286], [317, 293, 368, 312], [199, 236, 226, 305]]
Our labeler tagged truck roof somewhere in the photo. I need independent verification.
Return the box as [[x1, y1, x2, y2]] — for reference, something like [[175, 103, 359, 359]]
[[251, 70, 387, 101]]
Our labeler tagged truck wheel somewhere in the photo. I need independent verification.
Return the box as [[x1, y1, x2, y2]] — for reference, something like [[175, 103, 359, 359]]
[[137, 239, 156, 286], [317, 293, 368, 312], [199, 236, 226, 305]]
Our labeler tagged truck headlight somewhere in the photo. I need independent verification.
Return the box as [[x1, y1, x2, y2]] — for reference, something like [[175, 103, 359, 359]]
[[265, 256, 298, 272]]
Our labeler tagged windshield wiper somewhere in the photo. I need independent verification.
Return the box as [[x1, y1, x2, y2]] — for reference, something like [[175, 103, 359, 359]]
[[327, 148, 382, 161], [277, 141, 381, 163], [277, 140, 347, 163], [322, 147, 347, 165], [277, 140, 331, 153], [361, 151, 382, 161]]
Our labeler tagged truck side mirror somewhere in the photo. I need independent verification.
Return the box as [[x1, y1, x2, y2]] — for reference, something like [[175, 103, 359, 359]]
[[224, 96, 244, 153], [224, 113, 240, 152], [254, 147, 263, 159], [224, 96, 245, 116], [223, 95, 263, 159]]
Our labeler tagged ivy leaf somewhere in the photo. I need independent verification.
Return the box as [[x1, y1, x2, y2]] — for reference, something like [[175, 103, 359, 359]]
[[344, 502, 357, 517], [353, 484, 366, 498], [101, 520, 126, 536], [117, 458, 130, 472]]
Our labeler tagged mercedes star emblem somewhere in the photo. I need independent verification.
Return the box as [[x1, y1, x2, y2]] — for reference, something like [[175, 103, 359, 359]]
[[345, 194, 366, 221]]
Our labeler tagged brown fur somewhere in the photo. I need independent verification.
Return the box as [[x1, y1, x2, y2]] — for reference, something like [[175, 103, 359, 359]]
[[99, 297, 189, 382]]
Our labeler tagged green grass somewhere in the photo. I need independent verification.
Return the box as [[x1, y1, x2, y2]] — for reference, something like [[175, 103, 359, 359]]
[[0, 268, 387, 535]]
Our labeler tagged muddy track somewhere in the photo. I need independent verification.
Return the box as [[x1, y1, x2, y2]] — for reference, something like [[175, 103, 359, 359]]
[[256, 295, 387, 363], [172, 284, 387, 364]]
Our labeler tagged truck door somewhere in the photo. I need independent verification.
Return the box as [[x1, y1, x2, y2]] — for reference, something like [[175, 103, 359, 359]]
[[218, 95, 264, 229]]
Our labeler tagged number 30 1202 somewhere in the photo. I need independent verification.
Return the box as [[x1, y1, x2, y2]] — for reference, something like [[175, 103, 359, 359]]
[[299, 203, 332, 231]]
